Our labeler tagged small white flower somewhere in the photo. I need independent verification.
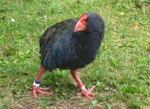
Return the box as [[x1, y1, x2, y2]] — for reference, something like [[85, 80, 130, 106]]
[[11, 18, 15, 22], [43, 15, 47, 19]]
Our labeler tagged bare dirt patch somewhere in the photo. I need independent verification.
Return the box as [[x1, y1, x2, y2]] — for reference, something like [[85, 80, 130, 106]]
[[8, 92, 128, 109]]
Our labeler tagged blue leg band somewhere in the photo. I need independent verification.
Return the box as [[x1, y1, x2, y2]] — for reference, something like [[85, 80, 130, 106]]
[[33, 80, 41, 87]]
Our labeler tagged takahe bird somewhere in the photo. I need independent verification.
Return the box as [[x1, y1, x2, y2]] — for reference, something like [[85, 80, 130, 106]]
[[32, 12, 105, 99]]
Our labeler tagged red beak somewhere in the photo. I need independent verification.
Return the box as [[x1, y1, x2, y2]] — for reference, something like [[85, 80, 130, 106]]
[[74, 20, 86, 32]]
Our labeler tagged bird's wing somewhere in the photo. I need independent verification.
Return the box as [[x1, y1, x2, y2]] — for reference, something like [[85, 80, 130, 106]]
[[39, 18, 78, 71]]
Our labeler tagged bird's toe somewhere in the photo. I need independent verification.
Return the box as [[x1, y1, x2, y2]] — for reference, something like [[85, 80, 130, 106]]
[[77, 86, 95, 100], [32, 85, 53, 98]]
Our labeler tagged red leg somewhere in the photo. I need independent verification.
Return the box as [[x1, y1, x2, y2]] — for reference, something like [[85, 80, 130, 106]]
[[71, 70, 95, 100], [32, 66, 53, 98], [35, 66, 45, 81]]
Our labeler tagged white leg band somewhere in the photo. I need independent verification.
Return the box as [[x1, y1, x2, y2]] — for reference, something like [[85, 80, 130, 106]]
[[80, 86, 86, 90], [33, 81, 40, 87]]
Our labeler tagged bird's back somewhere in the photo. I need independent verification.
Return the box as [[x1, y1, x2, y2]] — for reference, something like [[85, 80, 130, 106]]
[[40, 18, 78, 71]]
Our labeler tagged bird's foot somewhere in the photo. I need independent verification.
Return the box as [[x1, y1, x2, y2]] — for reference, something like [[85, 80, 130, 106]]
[[77, 86, 95, 100], [32, 85, 53, 98]]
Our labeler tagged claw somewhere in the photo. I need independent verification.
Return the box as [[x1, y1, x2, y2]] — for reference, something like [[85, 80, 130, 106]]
[[39, 87, 50, 91], [77, 86, 95, 100], [32, 85, 53, 98], [89, 86, 95, 92]]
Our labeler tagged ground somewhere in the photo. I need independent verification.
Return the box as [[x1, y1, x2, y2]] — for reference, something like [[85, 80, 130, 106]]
[[8, 92, 127, 109]]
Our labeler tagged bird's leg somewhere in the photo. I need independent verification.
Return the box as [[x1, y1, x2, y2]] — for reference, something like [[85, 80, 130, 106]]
[[32, 66, 53, 98], [71, 70, 95, 100]]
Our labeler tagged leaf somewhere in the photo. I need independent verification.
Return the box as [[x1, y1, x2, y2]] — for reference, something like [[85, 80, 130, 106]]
[[11, 18, 15, 22], [105, 103, 112, 109], [92, 100, 98, 105], [96, 81, 101, 86], [134, 22, 139, 29]]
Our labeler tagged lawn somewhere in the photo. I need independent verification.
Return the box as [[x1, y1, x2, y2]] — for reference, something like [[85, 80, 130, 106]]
[[0, 0, 150, 108]]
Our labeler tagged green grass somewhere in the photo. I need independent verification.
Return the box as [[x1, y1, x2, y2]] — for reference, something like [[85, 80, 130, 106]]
[[0, 0, 150, 108]]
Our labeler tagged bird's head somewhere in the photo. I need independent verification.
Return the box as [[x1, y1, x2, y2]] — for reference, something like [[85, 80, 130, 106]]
[[74, 12, 104, 34], [74, 14, 88, 32]]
